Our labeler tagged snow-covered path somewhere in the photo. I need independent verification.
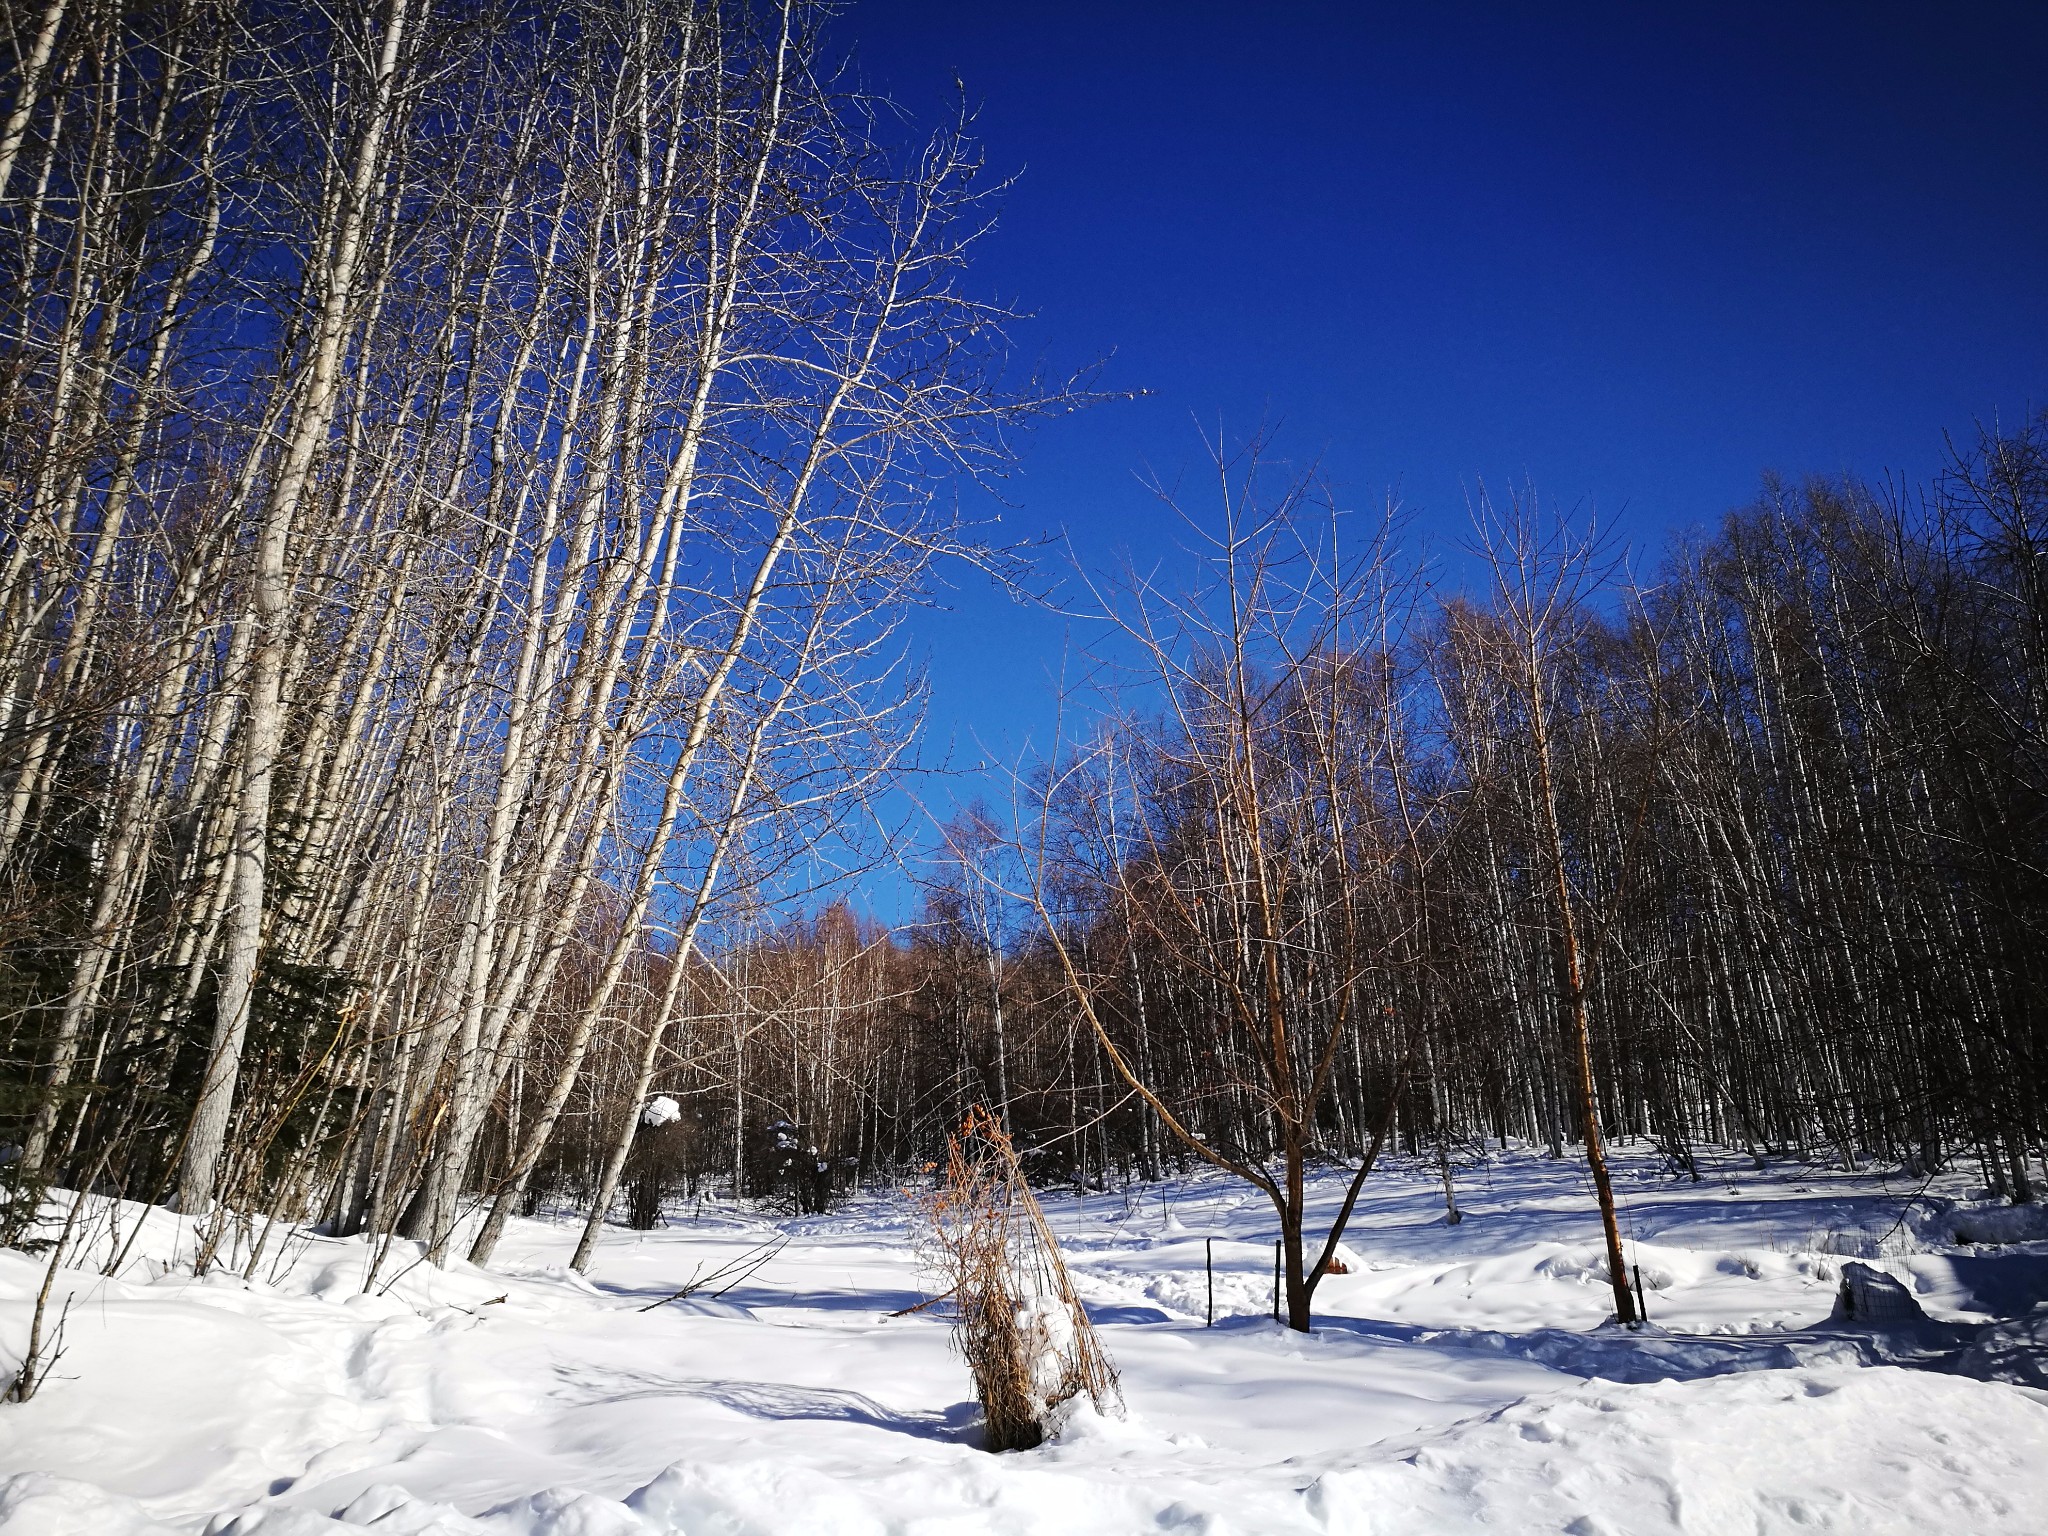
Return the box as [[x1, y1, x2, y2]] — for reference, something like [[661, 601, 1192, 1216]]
[[2, 1147, 2045, 1534]]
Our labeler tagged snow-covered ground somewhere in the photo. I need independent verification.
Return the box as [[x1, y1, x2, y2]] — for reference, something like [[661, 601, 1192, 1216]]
[[2, 1145, 2045, 1535]]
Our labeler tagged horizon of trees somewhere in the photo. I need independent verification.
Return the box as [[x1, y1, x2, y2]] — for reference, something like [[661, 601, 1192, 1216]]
[[4, 0, 2043, 1321], [386, 421, 2048, 1300], [589, 422, 2048, 1328]]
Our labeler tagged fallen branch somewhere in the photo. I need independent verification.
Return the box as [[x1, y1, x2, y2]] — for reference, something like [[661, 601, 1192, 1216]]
[[887, 1285, 957, 1318], [637, 1233, 788, 1312]]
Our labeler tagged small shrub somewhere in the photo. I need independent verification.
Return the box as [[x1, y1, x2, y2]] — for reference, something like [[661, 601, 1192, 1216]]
[[917, 1106, 1120, 1452]]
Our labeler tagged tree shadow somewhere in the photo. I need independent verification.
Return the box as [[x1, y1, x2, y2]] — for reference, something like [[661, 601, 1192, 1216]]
[[551, 1363, 982, 1443], [1934, 1253, 2048, 1319], [1082, 1302, 1177, 1325], [1308, 1310, 1985, 1384], [592, 1277, 935, 1317]]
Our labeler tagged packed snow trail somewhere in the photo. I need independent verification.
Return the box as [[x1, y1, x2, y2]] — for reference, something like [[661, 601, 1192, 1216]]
[[1, 1146, 2044, 1534]]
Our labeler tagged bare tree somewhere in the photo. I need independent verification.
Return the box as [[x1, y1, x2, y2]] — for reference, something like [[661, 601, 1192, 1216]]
[[1016, 441, 1420, 1331]]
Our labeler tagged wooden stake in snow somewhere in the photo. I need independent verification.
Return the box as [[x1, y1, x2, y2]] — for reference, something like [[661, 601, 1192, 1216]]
[[917, 1107, 1121, 1452]]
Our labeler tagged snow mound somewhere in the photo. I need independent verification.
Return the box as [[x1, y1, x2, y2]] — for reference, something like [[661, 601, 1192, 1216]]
[[0, 1474, 181, 1536], [1954, 1313, 2048, 1389], [1948, 1202, 2048, 1247], [1306, 1366, 2048, 1535], [1902, 1195, 2048, 1249]]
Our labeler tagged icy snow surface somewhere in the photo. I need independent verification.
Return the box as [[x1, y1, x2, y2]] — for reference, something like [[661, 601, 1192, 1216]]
[[2, 1146, 2046, 1534]]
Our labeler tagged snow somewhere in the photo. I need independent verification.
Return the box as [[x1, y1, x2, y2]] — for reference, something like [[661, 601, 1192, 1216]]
[[1012, 1294, 1078, 1410], [640, 1099, 682, 1130], [2, 1146, 2045, 1534]]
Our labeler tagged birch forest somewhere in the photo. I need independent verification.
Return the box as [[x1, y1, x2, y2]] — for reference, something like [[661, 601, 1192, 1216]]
[[4, 0, 2045, 1299]]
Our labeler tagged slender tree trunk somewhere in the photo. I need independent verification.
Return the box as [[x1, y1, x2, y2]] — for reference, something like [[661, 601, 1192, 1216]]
[[180, 0, 412, 1213]]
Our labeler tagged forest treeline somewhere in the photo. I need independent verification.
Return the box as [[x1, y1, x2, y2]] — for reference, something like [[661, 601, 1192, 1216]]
[[595, 427, 2048, 1326], [3, 0, 2043, 1289]]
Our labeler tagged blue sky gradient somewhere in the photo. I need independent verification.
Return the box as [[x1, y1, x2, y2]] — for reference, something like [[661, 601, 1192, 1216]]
[[831, 1, 2047, 904]]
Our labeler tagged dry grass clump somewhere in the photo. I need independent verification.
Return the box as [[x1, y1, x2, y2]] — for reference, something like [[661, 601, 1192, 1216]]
[[917, 1106, 1121, 1451]]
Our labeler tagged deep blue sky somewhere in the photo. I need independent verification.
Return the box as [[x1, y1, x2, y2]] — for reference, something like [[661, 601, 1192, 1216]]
[[834, 1, 2047, 896]]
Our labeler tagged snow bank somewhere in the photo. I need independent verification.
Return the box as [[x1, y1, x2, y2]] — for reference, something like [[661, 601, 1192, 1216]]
[[1956, 1313, 2048, 1389], [0, 1475, 181, 1536], [1308, 1366, 2048, 1535], [1, 1146, 2043, 1534]]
